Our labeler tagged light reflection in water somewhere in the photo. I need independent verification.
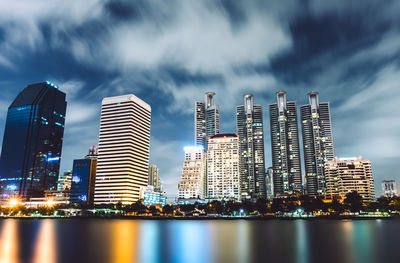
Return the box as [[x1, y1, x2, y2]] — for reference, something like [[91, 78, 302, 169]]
[[236, 221, 250, 263], [296, 220, 309, 263], [32, 220, 56, 263], [139, 221, 161, 263], [0, 220, 19, 263], [111, 220, 138, 263], [168, 221, 211, 263]]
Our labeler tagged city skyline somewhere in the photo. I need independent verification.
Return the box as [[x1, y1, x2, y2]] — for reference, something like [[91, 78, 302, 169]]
[[0, 1, 399, 198]]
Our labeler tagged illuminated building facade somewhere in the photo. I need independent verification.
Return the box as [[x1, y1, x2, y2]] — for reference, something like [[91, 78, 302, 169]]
[[325, 157, 375, 201], [94, 94, 151, 205], [269, 91, 302, 196], [70, 147, 98, 205], [57, 171, 72, 191], [206, 134, 240, 200], [139, 186, 167, 206], [194, 92, 220, 149], [148, 164, 161, 192], [0, 82, 66, 199], [178, 146, 206, 201], [236, 94, 266, 200], [265, 167, 274, 199], [382, 180, 397, 198], [301, 92, 335, 196]]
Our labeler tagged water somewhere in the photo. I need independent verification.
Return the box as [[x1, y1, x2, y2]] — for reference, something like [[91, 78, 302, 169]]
[[0, 219, 399, 263]]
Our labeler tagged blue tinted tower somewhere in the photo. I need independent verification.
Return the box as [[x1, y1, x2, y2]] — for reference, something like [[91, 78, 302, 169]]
[[70, 147, 98, 205], [0, 82, 67, 199]]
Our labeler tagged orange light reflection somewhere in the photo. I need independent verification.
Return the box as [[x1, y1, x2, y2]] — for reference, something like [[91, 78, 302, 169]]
[[0, 220, 19, 263], [111, 221, 138, 263], [32, 220, 56, 263]]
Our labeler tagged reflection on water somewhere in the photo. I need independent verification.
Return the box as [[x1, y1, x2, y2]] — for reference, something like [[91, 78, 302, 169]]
[[0, 220, 18, 263], [0, 219, 399, 263], [32, 220, 56, 263]]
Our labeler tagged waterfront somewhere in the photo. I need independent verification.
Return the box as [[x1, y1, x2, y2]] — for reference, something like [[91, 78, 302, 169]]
[[1, 219, 399, 263]]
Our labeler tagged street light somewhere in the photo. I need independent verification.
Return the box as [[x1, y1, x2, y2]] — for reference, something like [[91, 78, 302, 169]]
[[8, 198, 19, 207]]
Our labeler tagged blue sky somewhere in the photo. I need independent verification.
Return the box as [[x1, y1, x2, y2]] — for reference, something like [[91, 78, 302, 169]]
[[0, 0, 399, 197]]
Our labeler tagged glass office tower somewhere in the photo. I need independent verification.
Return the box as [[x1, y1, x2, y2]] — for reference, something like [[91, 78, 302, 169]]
[[269, 91, 302, 196], [0, 82, 67, 199], [70, 147, 98, 205], [236, 94, 266, 200]]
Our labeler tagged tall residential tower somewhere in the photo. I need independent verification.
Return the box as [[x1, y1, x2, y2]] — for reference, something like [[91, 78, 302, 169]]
[[0, 82, 67, 199], [300, 92, 335, 196], [206, 134, 240, 201], [194, 92, 220, 149], [94, 94, 151, 205], [269, 91, 302, 196], [236, 94, 266, 200]]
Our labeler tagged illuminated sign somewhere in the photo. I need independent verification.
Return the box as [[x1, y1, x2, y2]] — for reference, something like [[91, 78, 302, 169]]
[[72, 175, 81, 184], [47, 156, 60, 162]]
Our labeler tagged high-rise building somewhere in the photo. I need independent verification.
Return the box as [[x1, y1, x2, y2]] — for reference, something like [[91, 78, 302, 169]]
[[265, 167, 274, 199], [70, 147, 98, 205], [236, 94, 266, 200], [94, 94, 151, 205], [57, 171, 72, 191], [325, 157, 375, 201], [194, 92, 220, 149], [0, 82, 67, 199], [269, 91, 302, 196], [148, 164, 161, 192], [178, 146, 206, 202], [206, 134, 240, 201], [382, 180, 397, 198], [301, 92, 335, 196]]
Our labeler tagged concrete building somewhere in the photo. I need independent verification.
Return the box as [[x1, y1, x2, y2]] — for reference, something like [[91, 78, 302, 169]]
[[301, 92, 335, 196], [178, 146, 206, 202], [148, 164, 161, 192], [265, 167, 274, 200], [206, 134, 240, 201], [382, 180, 397, 197], [57, 171, 72, 191], [325, 157, 375, 201], [194, 92, 220, 149], [236, 94, 266, 200], [94, 94, 151, 205], [269, 91, 302, 196]]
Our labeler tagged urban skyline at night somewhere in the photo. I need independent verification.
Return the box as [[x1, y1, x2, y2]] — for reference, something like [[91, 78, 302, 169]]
[[0, 1, 399, 200]]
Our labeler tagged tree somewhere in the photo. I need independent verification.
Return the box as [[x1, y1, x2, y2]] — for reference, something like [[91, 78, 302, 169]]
[[344, 191, 363, 212]]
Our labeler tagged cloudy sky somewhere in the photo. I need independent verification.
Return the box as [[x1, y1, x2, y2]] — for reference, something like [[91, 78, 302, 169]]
[[0, 0, 399, 197]]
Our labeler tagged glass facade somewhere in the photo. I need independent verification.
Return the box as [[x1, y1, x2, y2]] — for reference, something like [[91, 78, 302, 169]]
[[0, 82, 67, 199], [70, 148, 97, 205]]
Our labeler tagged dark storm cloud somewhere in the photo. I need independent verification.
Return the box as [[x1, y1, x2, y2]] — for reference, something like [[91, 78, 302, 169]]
[[0, 0, 398, 196]]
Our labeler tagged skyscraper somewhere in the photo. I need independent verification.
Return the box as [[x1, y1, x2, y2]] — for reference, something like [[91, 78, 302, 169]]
[[0, 82, 67, 199], [269, 91, 302, 196], [300, 92, 335, 196], [70, 147, 98, 205], [236, 94, 266, 200], [206, 134, 240, 201], [94, 94, 151, 205], [325, 157, 375, 202], [148, 164, 161, 192], [178, 146, 206, 202], [194, 92, 220, 149]]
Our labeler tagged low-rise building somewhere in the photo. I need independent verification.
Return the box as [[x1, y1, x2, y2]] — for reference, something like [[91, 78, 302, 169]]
[[325, 156, 375, 201], [140, 186, 167, 206]]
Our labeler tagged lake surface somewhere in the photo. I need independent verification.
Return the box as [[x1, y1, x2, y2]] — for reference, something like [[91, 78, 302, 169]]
[[0, 219, 399, 263]]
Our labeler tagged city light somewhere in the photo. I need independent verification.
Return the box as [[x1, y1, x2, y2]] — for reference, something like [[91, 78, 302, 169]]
[[46, 199, 55, 207], [8, 198, 19, 207]]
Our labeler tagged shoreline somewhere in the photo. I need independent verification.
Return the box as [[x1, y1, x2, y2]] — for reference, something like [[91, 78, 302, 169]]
[[0, 215, 396, 220]]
